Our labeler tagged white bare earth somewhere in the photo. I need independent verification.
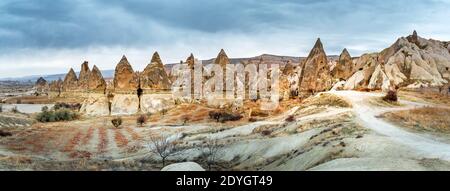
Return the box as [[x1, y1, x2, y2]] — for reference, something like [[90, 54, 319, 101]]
[[329, 90, 450, 160]]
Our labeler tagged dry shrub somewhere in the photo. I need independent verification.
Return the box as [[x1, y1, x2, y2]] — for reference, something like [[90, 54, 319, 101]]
[[111, 117, 123, 128], [209, 111, 242, 123], [261, 130, 272, 136], [383, 90, 398, 102], [136, 115, 147, 127], [285, 115, 295, 122], [0, 130, 12, 137], [248, 117, 258, 122]]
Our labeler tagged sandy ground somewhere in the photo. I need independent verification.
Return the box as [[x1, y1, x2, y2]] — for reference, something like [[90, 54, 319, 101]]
[[1, 90, 450, 171]]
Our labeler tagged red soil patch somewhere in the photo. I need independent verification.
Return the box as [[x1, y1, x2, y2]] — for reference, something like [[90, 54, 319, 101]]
[[69, 151, 92, 159], [114, 130, 129, 148], [63, 130, 83, 153], [125, 127, 141, 141], [97, 127, 108, 153], [81, 127, 94, 145]]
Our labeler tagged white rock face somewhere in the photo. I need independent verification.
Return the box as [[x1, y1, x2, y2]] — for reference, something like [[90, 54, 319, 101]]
[[111, 94, 139, 115], [342, 32, 450, 91], [331, 81, 346, 91], [368, 64, 391, 92], [161, 162, 205, 171], [344, 70, 365, 90], [140, 93, 174, 114], [80, 93, 110, 116]]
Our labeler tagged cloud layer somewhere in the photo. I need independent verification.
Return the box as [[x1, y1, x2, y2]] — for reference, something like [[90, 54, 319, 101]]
[[1, 0, 449, 77]]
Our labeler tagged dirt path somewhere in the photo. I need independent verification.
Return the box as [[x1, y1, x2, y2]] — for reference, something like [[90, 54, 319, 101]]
[[329, 90, 450, 160]]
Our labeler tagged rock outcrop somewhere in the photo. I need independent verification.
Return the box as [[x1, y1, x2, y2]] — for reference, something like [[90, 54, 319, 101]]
[[88, 65, 106, 93], [80, 94, 110, 116], [214, 49, 230, 67], [78, 61, 91, 91], [186, 53, 195, 69], [110, 94, 140, 115], [161, 162, 205, 171], [332, 48, 354, 80], [140, 52, 172, 91], [35, 77, 48, 94], [113, 55, 139, 93], [49, 78, 62, 92], [298, 38, 333, 97], [344, 31, 450, 91], [62, 68, 78, 92], [140, 94, 174, 114]]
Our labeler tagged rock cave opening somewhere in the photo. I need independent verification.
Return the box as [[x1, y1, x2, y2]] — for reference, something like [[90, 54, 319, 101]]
[[137, 87, 143, 98], [137, 87, 143, 110]]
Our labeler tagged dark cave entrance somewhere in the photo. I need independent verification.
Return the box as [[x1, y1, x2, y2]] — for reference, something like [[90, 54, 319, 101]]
[[137, 87, 143, 98]]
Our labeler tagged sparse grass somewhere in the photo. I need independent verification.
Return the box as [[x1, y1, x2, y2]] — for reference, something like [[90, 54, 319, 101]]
[[381, 107, 450, 133], [300, 93, 352, 108], [399, 90, 450, 106]]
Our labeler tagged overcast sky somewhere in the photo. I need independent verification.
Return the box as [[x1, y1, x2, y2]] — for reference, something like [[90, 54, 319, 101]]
[[0, 0, 449, 78]]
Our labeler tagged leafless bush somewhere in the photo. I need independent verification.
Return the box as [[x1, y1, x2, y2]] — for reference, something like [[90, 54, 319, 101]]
[[199, 138, 221, 171], [147, 134, 179, 167]]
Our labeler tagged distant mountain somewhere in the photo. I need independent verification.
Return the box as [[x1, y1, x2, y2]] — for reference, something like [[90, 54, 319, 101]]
[[0, 70, 115, 83], [0, 54, 339, 83]]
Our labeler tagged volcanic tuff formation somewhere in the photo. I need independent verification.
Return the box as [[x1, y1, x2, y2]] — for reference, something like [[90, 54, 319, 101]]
[[113, 55, 140, 93], [332, 48, 354, 80], [344, 31, 450, 91], [139, 52, 172, 91], [88, 65, 107, 93], [62, 68, 78, 92], [297, 38, 333, 97], [78, 61, 91, 91]]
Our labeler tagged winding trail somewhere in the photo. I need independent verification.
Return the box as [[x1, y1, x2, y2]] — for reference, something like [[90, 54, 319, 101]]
[[329, 90, 450, 160]]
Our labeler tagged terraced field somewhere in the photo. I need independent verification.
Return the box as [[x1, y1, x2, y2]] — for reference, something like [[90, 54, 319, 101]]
[[0, 118, 146, 160]]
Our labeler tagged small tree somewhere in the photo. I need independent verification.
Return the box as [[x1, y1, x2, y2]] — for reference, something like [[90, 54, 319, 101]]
[[147, 134, 178, 167], [137, 115, 147, 127], [199, 139, 221, 171], [111, 117, 123, 128]]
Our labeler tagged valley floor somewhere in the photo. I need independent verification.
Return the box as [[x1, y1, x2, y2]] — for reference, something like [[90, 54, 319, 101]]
[[1, 90, 450, 171]]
